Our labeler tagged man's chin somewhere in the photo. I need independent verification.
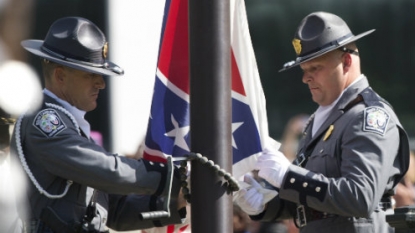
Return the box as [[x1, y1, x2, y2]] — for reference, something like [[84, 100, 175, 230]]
[[311, 96, 321, 105], [84, 103, 97, 112]]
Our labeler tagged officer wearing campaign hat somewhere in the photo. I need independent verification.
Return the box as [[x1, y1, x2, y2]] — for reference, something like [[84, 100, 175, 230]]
[[11, 17, 186, 233], [21, 16, 123, 76], [280, 11, 374, 72], [234, 11, 410, 233]]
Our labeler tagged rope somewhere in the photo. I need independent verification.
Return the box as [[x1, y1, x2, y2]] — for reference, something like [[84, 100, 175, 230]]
[[15, 103, 80, 199], [177, 152, 240, 203]]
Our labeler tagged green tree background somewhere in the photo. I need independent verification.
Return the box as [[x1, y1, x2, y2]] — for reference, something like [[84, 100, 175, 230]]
[[245, 0, 415, 142]]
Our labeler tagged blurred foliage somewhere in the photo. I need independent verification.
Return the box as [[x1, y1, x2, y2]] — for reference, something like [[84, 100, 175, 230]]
[[245, 0, 415, 140], [27, 0, 414, 146]]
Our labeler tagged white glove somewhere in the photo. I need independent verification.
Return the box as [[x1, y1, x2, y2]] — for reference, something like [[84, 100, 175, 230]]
[[233, 174, 277, 215], [255, 149, 291, 188]]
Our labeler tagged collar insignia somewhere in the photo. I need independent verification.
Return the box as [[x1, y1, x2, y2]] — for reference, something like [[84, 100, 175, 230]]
[[323, 125, 334, 141]]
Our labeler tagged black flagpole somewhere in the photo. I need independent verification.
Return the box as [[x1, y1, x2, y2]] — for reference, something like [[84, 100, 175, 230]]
[[189, 0, 232, 232]]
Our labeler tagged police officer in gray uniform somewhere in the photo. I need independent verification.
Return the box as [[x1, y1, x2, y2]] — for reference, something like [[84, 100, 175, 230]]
[[234, 12, 410, 233], [10, 17, 186, 233]]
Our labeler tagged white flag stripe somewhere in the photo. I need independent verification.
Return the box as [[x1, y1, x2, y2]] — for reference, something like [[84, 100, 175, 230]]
[[156, 68, 190, 102], [231, 0, 280, 179]]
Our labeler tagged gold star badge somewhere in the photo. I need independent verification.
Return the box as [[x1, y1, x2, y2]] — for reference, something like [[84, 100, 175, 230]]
[[323, 125, 334, 141]]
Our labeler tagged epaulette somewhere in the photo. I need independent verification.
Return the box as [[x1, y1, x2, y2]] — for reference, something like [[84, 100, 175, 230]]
[[359, 87, 393, 109]]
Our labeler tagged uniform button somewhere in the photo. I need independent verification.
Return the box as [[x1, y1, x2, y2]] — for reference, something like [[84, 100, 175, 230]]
[[149, 161, 154, 165], [315, 187, 321, 192], [290, 178, 295, 183], [320, 149, 324, 153], [303, 182, 308, 188], [160, 163, 165, 167]]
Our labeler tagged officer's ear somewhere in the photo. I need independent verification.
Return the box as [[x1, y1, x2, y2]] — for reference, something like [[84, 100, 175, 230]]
[[342, 53, 352, 73], [53, 65, 66, 84]]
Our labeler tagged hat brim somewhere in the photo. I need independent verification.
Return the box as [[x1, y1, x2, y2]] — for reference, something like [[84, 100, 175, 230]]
[[279, 29, 375, 72], [21, 40, 124, 76]]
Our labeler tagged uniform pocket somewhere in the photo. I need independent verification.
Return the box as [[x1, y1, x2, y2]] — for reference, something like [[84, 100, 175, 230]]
[[306, 139, 341, 178]]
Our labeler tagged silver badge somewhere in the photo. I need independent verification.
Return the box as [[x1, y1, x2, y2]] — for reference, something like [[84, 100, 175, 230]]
[[33, 109, 67, 137], [363, 107, 390, 135]]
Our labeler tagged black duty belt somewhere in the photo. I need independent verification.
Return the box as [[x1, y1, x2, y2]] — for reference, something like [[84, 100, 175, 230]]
[[295, 205, 337, 228], [295, 199, 393, 228]]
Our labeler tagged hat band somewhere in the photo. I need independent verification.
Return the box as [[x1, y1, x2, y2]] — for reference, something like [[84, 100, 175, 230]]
[[41, 45, 106, 68], [40, 45, 124, 75], [297, 33, 353, 62]]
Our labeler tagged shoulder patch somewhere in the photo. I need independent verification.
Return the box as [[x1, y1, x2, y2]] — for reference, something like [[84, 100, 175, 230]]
[[363, 106, 390, 136], [33, 109, 67, 137]]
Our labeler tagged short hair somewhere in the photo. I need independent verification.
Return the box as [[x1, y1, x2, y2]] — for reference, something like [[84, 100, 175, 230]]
[[41, 59, 60, 82]]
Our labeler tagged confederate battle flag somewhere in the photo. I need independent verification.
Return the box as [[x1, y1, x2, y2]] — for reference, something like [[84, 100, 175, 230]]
[[142, 0, 278, 232]]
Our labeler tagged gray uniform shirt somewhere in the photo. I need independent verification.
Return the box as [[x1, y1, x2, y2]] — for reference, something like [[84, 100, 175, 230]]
[[253, 77, 410, 233], [10, 94, 185, 232]]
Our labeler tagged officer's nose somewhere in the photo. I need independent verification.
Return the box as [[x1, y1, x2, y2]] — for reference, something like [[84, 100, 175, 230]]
[[302, 72, 311, 84], [95, 76, 106, 90]]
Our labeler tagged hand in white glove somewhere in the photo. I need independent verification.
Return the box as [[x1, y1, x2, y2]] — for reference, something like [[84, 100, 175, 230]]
[[255, 149, 291, 188], [233, 174, 277, 215]]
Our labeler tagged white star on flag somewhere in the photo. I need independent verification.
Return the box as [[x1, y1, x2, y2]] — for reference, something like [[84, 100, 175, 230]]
[[165, 114, 190, 151], [232, 122, 243, 149]]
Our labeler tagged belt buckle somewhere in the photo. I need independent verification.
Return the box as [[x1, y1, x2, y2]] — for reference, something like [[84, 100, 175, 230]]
[[296, 205, 307, 227]]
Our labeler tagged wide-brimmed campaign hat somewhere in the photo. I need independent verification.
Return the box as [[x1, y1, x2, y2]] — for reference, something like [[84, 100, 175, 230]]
[[279, 11, 375, 72], [21, 16, 124, 76]]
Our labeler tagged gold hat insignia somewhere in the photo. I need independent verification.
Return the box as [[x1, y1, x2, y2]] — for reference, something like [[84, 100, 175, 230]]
[[292, 38, 302, 55], [103, 42, 108, 59]]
